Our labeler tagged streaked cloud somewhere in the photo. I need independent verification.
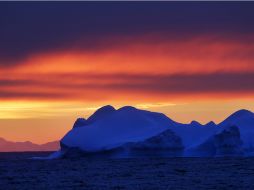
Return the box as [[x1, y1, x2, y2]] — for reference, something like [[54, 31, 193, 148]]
[[136, 103, 177, 109], [0, 72, 253, 101], [0, 101, 102, 119], [0, 2, 254, 143]]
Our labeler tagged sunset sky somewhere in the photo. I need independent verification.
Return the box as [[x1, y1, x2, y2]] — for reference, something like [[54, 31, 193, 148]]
[[0, 2, 254, 144]]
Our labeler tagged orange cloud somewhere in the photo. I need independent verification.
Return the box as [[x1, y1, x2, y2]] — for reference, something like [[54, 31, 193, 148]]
[[2, 34, 254, 74], [0, 35, 253, 104]]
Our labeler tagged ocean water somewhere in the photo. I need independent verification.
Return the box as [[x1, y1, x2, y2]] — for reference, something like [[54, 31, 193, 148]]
[[0, 152, 254, 189]]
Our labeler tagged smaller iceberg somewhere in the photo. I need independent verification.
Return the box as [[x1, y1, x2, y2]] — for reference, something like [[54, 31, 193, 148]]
[[189, 126, 244, 157]]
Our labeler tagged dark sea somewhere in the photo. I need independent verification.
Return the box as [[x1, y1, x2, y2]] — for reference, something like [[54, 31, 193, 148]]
[[0, 152, 254, 190]]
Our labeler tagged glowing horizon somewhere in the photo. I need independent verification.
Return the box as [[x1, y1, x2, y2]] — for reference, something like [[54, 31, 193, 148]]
[[0, 2, 253, 144]]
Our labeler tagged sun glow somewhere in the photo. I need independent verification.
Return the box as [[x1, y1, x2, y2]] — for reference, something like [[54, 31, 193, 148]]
[[0, 101, 97, 119]]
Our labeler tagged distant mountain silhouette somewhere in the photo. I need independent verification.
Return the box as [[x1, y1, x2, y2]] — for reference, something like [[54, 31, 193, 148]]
[[0, 138, 59, 152]]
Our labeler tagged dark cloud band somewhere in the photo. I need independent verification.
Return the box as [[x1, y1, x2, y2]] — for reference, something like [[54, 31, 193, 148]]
[[0, 72, 253, 100], [1, 2, 254, 63]]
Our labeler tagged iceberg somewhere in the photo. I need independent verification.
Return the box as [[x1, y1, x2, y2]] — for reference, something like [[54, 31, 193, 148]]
[[59, 105, 182, 158], [189, 126, 244, 157], [47, 106, 254, 158], [187, 109, 254, 156]]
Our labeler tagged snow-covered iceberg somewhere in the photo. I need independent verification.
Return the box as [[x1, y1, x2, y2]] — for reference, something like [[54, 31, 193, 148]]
[[127, 129, 183, 150], [47, 106, 254, 159], [214, 125, 243, 156], [123, 129, 183, 157], [58, 105, 182, 158], [218, 109, 254, 152], [189, 126, 243, 157], [187, 109, 254, 156]]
